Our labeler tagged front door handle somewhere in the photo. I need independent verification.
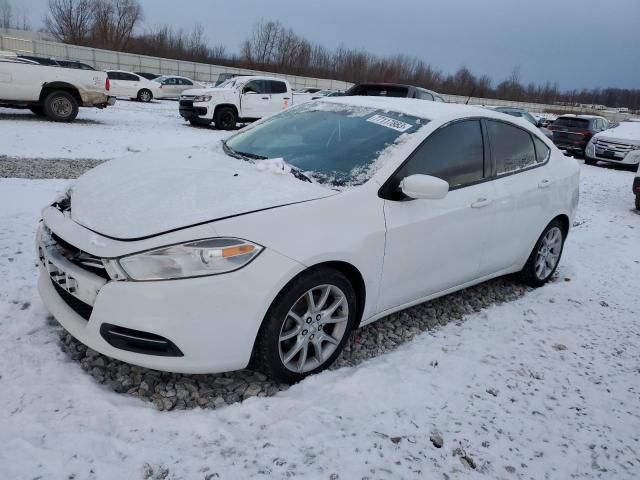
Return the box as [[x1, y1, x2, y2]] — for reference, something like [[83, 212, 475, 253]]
[[471, 198, 492, 208], [538, 179, 551, 189], [261, 96, 270, 100]]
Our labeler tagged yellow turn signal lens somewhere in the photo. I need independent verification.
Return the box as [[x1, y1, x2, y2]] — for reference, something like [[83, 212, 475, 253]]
[[221, 244, 256, 258]]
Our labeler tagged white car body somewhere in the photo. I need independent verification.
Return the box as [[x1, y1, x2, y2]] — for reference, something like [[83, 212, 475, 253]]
[[105, 70, 162, 101], [0, 52, 112, 109], [37, 97, 580, 375], [179, 75, 297, 127], [586, 121, 640, 166], [153, 75, 205, 99]]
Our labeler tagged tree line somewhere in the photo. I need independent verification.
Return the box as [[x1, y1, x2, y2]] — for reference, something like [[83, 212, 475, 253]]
[[33, 1, 640, 110]]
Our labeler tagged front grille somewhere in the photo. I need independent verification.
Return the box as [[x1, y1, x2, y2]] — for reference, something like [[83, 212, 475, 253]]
[[179, 100, 194, 108], [51, 233, 110, 280], [52, 281, 93, 321], [594, 139, 634, 157]]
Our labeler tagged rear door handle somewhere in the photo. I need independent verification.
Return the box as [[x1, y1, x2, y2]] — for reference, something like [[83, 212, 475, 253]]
[[471, 198, 492, 208], [538, 179, 551, 189]]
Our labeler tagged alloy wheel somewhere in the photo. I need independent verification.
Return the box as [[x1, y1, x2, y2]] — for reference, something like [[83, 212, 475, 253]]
[[534, 226, 563, 280], [278, 284, 349, 373]]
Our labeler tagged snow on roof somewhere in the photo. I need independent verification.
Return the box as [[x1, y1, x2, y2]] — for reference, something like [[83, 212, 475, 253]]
[[321, 96, 511, 122]]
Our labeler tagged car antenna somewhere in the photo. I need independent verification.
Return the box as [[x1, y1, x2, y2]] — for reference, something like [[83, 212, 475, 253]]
[[465, 86, 476, 105]]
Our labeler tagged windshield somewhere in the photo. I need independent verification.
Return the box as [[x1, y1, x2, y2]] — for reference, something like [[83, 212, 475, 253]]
[[217, 79, 240, 89], [225, 102, 426, 187], [554, 117, 590, 129]]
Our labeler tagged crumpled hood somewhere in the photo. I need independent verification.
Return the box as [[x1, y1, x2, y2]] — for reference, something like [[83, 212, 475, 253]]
[[594, 123, 640, 146], [69, 145, 336, 239]]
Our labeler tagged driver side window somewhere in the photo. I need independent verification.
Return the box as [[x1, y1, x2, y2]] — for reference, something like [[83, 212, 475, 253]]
[[244, 81, 267, 94], [394, 119, 485, 190]]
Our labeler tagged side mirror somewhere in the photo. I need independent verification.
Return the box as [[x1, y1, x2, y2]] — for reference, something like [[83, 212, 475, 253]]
[[400, 174, 449, 200], [243, 89, 257, 95]]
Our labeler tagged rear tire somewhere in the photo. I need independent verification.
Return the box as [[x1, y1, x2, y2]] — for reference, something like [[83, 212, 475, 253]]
[[214, 106, 237, 130], [518, 219, 566, 287], [252, 267, 357, 384], [43, 91, 79, 122], [29, 106, 46, 117], [635, 195, 640, 211], [137, 89, 152, 102]]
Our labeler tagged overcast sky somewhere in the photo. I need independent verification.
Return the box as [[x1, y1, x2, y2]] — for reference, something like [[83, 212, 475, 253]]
[[15, 0, 640, 90]]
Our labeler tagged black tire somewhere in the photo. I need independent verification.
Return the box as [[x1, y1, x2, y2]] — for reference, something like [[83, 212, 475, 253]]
[[189, 118, 211, 127], [584, 158, 597, 166], [137, 89, 153, 102], [252, 267, 357, 384], [29, 106, 46, 117], [214, 106, 237, 130], [43, 91, 79, 122], [635, 195, 640, 211], [518, 219, 566, 287]]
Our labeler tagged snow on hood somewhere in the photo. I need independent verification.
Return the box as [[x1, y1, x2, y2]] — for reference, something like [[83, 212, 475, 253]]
[[594, 122, 640, 146], [182, 87, 235, 96], [69, 146, 336, 239]]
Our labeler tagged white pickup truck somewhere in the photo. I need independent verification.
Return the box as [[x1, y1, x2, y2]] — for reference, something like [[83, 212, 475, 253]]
[[179, 75, 298, 130], [0, 52, 114, 122]]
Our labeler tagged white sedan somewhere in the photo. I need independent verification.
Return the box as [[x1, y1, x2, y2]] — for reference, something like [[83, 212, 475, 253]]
[[105, 70, 162, 102], [37, 98, 580, 383], [153, 75, 205, 99]]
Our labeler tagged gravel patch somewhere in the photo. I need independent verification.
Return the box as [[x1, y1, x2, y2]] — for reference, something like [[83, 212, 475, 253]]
[[55, 277, 531, 411], [0, 156, 105, 179]]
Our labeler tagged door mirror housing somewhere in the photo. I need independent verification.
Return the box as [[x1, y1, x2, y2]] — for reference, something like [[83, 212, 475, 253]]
[[400, 174, 449, 200], [243, 89, 258, 95]]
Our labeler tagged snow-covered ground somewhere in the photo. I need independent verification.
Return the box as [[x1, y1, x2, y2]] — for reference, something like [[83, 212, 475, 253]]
[[0, 100, 225, 160], [0, 162, 639, 479]]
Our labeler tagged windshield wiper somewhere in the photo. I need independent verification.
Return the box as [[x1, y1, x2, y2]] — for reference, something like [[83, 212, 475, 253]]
[[221, 139, 312, 183]]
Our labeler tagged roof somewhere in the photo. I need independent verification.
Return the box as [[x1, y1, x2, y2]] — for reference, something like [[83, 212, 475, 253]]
[[321, 96, 502, 121]]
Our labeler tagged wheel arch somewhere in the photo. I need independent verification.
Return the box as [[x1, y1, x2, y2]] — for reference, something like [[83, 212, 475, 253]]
[[214, 103, 239, 118], [553, 213, 570, 236], [40, 82, 82, 104]]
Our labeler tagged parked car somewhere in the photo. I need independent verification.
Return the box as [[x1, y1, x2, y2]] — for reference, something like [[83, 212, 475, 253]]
[[345, 83, 445, 102], [135, 72, 160, 80], [585, 120, 640, 167], [295, 87, 323, 94], [0, 52, 114, 122], [105, 70, 162, 102], [215, 73, 252, 86], [484, 106, 553, 139], [152, 75, 205, 99], [634, 165, 640, 210], [179, 75, 296, 129], [37, 97, 579, 383], [15, 54, 95, 71], [311, 90, 344, 100], [547, 115, 609, 156]]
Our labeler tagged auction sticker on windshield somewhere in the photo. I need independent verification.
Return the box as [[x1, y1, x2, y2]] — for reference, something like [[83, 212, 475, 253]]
[[366, 114, 413, 132]]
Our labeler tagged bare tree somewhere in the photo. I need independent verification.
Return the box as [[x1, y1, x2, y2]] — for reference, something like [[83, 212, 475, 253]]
[[241, 19, 282, 68], [92, 0, 142, 50], [0, 0, 12, 29], [44, 0, 94, 44]]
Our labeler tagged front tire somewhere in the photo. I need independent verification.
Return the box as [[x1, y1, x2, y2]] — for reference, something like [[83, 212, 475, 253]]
[[43, 91, 79, 122], [635, 195, 640, 211], [137, 89, 152, 102], [519, 219, 566, 287], [584, 158, 597, 166], [252, 268, 357, 384], [214, 106, 237, 130]]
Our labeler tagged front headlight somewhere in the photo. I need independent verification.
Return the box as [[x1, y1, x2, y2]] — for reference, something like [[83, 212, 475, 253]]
[[118, 238, 263, 281], [192, 95, 212, 102]]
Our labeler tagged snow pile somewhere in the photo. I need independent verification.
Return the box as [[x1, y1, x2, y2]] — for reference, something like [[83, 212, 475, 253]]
[[0, 164, 639, 478]]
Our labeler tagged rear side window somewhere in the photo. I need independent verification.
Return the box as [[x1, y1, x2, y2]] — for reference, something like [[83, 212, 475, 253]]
[[120, 72, 139, 81], [269, 81, 287, 94], [180, 78, 193, 85], [352, 85, 410, 97], [416, 89, 434, 101], [533, 136, 550, 163], [396, 119, 485, 188], [107, 71, 119, 80], [487, 120, 537, 174]]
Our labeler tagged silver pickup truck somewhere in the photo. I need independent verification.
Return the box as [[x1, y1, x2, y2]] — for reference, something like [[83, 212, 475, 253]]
[[0, 52, 114, 122]]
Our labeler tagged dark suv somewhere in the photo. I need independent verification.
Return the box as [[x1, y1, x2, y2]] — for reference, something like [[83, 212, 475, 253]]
[[345, 83, 445, 102], [548, 115, 609, 156]]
